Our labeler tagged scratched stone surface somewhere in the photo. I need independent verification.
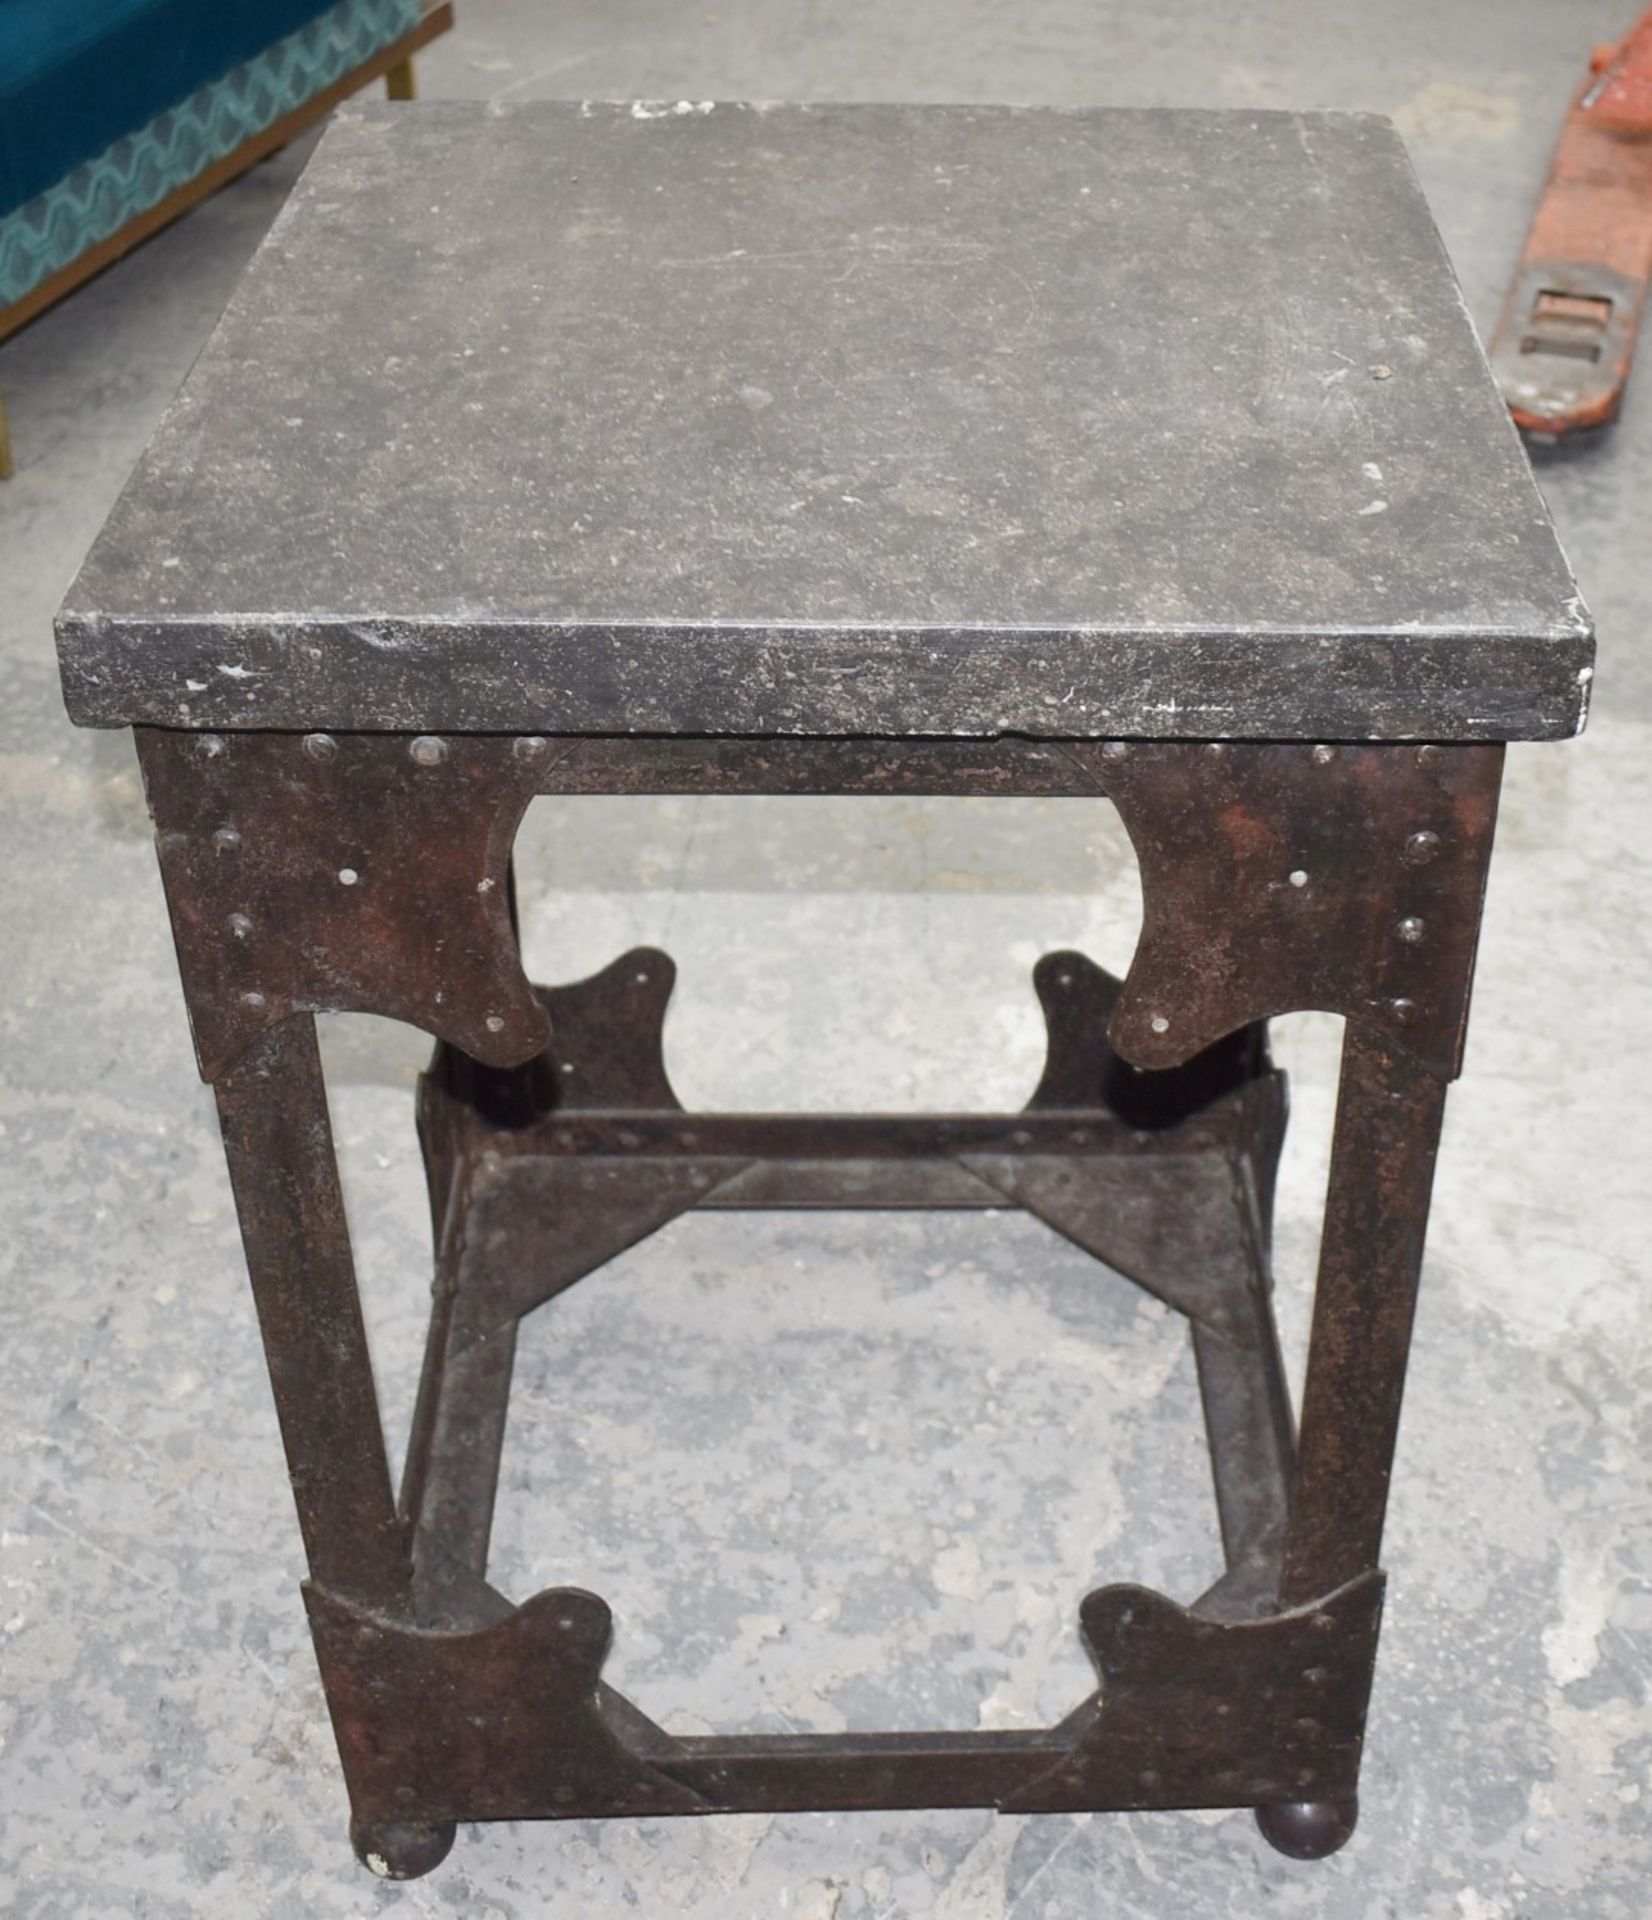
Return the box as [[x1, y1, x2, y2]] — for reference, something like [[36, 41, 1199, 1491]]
[[4, 4, 1652, 1918], [56, 102, 1589, 740]]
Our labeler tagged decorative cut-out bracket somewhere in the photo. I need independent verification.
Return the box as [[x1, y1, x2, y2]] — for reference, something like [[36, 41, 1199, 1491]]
[[139, 731, 1501, 1087], [306, 1568, 1384, 1833], [135, 729, 551, 1079], [1083, 741, 1504, 1080]]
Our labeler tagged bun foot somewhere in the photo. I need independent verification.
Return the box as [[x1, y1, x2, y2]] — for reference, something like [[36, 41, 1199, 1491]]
[[351, 1816, 457, 1879], [1255, 1796, 1358, 1860]]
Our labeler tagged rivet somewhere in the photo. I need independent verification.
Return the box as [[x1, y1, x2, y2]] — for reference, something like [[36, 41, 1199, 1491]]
[[227, 912, 253, 938], [1138, 1769, 1162, 1792], [197, 734, 226, 760], [1310, 744, 1337, 764], [1289, 869, 1309, 889], [1310, 1613, 1336, 1633], [239, 990, 267, 1010], [1149, 1014, 1170, 1034], [303, 732, 337, 762], [1303, 1666, 1329, 1686], [1294, 1716, 1320, 1736], [1100, 741, 1130, 760], [485, 1013, 505, 1033], [1203, 742, 1228, 758], [1416, 744, 1444, 767], [1403, 829, 1441, 865], [1396, 915, 1425, 944], [1296, 1768, 1318, 1789], [512, 735, 548, 760], [338, 867, 359, 886], [1390, 996, 1418, 1027], [212, 827, 241, 853], [409, 734, 448, 767]]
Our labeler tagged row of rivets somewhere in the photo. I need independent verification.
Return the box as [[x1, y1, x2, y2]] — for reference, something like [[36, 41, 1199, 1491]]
[[1392, 812, 1438, 1020], [209, 808, 266, 1004], [1102, 741, 1447, 763], [205, 735, 1444, 770], [1394, 756, 1445, 1022], [221, 732, 553, 765]]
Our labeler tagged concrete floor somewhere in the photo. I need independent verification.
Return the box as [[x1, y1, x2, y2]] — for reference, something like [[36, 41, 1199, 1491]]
[[3, 3, 1652, 1915]]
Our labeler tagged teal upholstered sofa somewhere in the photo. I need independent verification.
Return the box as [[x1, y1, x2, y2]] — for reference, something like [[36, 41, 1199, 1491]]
[[0, 0, 452, 474]]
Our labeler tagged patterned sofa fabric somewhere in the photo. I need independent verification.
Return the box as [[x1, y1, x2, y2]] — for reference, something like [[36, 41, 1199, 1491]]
[[0, 0, 420, 308]]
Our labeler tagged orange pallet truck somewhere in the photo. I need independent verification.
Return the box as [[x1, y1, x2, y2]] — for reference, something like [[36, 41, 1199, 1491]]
[[1489, 9, 1652, 440]]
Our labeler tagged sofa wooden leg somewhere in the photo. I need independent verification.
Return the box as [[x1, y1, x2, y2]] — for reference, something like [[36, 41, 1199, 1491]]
[[386, 57, 417, 101]]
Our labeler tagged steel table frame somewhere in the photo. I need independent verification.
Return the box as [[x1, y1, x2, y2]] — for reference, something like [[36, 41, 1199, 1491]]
[[133, 723, 1502, 1876]]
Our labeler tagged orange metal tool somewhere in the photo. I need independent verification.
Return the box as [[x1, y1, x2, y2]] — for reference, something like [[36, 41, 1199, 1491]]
[[1489, 8, 1652, 439]]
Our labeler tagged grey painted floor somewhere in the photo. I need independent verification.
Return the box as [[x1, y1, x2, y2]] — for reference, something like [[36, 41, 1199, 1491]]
[[3, 3, 1651, 1916]]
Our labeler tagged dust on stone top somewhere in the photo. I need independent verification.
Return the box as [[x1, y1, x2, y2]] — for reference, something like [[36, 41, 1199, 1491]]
[[56, 101, 1592, 741]]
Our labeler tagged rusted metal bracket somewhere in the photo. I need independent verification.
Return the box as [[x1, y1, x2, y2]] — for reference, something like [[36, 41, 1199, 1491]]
[[1489, 7, 1652, 439], [135, 728, 550, 1079], [1004, 1568, 1383, 1813], [309, 1568, 1383, 1848], [306, 1582, 712, 1830], [1086, 741, 1503, 1082], [140, 731, 1500, 1089]]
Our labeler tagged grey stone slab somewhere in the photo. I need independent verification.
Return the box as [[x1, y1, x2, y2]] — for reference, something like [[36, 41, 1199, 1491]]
[[57, 101, 1591, 740]]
